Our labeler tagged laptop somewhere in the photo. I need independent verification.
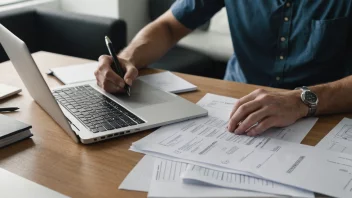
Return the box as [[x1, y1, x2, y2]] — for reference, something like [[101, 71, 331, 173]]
[[0, 24, 208, 144]]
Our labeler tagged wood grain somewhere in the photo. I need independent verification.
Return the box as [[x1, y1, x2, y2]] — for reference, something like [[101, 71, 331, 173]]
[[0, 51, 349, 197]]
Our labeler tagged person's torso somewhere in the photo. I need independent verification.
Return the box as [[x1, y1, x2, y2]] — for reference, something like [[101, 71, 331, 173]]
[[224, 0, 352, 89]]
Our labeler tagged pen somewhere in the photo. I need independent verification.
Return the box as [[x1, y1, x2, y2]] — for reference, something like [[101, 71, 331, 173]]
[[104, 36, 131, 96], [0, 107, 19, 112]]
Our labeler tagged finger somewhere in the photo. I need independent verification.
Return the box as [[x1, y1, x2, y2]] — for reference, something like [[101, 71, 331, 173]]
[[97, 55, 123, 86], [229, 89, 266, 118], [98, 55, 113, 67], [227, 100, 262, 132], [124, 64, 138, 86], [247, 116, 277, 136], [101, 79, 121, 93], [235, 106, 271, 135], [103, 69, 125, 88]]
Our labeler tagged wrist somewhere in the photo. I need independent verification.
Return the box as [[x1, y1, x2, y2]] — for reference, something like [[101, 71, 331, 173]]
[[291, 90, 309, 119]]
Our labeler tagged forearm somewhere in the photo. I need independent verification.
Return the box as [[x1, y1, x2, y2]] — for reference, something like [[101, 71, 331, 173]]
[[310, 75, 352, 115], [118, 10, 191, 69]]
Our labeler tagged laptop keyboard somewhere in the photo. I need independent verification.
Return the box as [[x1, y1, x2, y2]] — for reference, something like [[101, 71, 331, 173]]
[[52, 85, 145, 133]]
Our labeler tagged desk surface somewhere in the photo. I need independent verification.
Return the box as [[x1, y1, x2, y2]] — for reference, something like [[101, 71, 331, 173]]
[[0, 51, 348, 197]]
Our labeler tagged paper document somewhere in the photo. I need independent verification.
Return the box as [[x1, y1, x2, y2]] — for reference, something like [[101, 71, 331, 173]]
[[132, 94, 352, 197], [49, 62, 98, 84], [182, 164, 312, 197], [138, 71, 197, 93], [119, 155, 155, 192], [131, 94, 317, 196], [316, 118, 352, 154], [197, 93, 318, 143], [181, 117, 352, 197], [134, 122, 352, 197], [0, 168, 68, 198], [148, 158, 273, 198]]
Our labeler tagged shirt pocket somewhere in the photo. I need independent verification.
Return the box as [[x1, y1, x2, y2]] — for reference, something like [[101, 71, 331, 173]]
[[308, 17, 349, 62]]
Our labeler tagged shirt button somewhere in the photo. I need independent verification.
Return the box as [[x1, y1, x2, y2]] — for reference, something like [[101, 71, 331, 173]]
[[280, 37, 286, 42], [284, 17, 289, 21], [286, 2, 291, 7], [276, 76, 281, 81], [279, 55, 284, 60]]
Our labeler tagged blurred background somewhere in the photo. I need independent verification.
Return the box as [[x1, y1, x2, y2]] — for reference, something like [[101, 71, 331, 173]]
[[0, 0, 234, 79]]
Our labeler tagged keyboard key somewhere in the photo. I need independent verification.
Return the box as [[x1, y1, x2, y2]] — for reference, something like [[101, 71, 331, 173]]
[[109, 121, 121, 129], [102, 122, 114, 130]]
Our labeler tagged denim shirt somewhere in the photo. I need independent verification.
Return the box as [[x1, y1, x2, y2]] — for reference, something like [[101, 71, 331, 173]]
[[171, 0, 352, 89]]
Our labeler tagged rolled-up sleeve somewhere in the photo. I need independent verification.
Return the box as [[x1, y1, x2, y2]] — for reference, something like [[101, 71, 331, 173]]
[[171, 0, 225, 30]]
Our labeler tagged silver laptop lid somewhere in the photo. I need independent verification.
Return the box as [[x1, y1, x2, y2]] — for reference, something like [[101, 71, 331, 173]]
[[0, 24, 79, 143]]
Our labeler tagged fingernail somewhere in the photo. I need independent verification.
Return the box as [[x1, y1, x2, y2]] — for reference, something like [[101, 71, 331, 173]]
[[126, 78, 132, 86], [234, 130, 240, 135], [119, 82, 125, 88]]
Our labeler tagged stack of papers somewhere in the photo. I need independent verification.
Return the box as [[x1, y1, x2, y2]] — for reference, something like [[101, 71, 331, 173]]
[[120, 93, 322, 197]]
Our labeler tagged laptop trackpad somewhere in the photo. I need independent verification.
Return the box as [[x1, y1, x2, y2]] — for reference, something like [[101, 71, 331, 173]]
[[116, 80, 175, 109]]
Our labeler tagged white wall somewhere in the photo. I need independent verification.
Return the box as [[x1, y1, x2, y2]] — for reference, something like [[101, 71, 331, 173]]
[[60, 0, 118, 18], [59, 0, 150, 42], [0, 0, 59, 12], [117, 0, 150, 42]]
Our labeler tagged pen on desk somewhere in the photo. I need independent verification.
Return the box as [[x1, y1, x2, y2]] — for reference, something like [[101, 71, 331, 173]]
[[0, 107, 19, 112], [104, 36, 131, 96]]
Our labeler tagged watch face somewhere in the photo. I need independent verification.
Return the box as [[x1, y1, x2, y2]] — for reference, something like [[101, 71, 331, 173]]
[[303, 91, 318, 104]]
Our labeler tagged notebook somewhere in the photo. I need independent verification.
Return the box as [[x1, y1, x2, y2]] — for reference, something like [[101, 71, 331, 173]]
[[0, 84, 21, 100], [0, 114, 32, 148], [48, 62, 98, 85], [138, 71, 197, 94]]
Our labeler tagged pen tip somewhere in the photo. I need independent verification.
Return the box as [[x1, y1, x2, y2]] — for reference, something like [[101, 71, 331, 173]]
[[105, 36, 111, 43]]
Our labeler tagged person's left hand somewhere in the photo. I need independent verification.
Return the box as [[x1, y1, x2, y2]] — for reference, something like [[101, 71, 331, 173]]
[[227, 89, 308, 136]]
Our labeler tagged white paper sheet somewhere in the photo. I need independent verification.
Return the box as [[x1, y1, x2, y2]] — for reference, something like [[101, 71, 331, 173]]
[[119, 155, 155, 192], [130, 93, 318, 196], [181, 117, 352, 197], [182, 164, 312, 197], [131, 94, 352, 197], [49, 62, 98, 84], [138, 71, 197, 93], [148, 158, 273, 198], [134, 116, 352, 198], [197, 93, 318, 143], [316, 118, 352, 154], [0, 168, 68, 198]]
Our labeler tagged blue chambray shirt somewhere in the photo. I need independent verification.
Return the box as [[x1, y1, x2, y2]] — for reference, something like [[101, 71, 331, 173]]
[[171, 0, 352, 89]]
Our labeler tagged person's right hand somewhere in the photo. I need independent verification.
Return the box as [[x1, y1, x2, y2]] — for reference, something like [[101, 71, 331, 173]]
[[94, 55, 139, 93]]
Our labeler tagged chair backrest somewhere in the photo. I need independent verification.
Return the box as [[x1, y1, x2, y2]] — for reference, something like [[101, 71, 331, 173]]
[[0, 9, 40, 63], [35, 9, 126, 61], [0, 8, 126, 63]]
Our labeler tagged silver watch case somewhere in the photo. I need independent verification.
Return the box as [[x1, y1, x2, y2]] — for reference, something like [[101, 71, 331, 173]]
[[301, 90, 319, 107]]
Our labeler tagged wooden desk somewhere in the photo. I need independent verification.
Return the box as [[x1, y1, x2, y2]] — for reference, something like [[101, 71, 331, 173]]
[[0, 51, 348, 197]]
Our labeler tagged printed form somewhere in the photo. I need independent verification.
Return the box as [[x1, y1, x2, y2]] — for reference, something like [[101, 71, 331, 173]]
[[130, 94, 317, 197], [316, 117, 352, 154], [148, 158, 274, 198], [132, 94, 352, 198], [122, 93, 317, 195]]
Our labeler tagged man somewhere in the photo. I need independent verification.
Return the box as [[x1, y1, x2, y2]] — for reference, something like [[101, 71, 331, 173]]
[[95, 0, 352, 136]]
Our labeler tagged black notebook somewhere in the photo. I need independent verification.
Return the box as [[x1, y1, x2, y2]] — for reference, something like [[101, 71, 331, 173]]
[[0, 114, 32, 148]]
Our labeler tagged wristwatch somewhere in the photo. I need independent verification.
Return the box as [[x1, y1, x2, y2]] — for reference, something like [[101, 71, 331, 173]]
[[294, 86, 318, 117]]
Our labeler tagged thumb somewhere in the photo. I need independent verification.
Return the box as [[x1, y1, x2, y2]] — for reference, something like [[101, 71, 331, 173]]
[[124, 64, 138, 86]]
